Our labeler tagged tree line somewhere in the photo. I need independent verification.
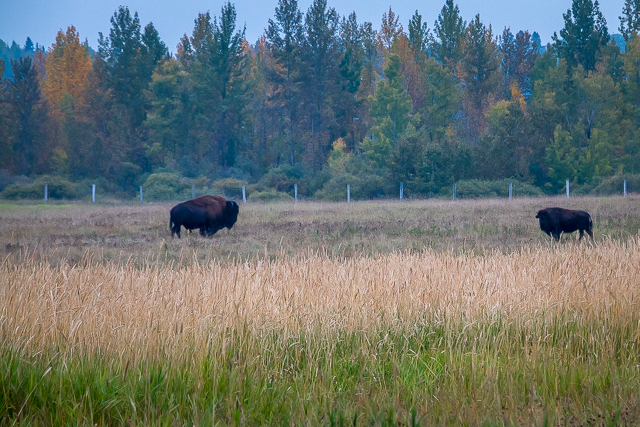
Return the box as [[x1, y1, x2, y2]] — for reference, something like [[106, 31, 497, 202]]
[[1, 0, 640, 199]]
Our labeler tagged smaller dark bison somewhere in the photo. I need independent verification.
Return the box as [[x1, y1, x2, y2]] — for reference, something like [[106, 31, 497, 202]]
[[170, 195, 239, 238], [535, 207, 593, 241]]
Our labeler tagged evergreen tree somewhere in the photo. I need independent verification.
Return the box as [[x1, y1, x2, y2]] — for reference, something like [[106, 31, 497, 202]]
[[337, 14, 364, 151], [420, 57, 462, 143], [98, 7, 146, 127], [619, 0, 640, 41], [145, 58, 191, 170], [300, 0, 340, 170], [461, 14, 500, 143], [24, 37, 34, 53], [433, 0, 466, 68], [6, 57, 42, 175], [408, 10, 430, 63], [552, 0, 609, 72], [211, 2, 247, 167], [361, 54, 412, 168], [266, 0, 305, 165]]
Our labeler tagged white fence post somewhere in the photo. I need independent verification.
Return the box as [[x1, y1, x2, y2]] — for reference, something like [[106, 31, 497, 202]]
[[400, 183, 403, 201], [453, 183, 456, 201], [92, 184, 96, 203], [242, 185, 246, 204], [294, 184, 298, 203], [347, 184, 351, 203], [192, 185, 195, 199], [509, 181, 513, 200], [140, 186, 143, 203], [624, 179, 627, 197], [44, 183, 48, 203], [566, 179, 570, 199]]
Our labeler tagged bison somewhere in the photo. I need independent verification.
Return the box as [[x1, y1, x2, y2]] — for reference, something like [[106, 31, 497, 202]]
[[535, 207, 593, 242], [170, 195, 239, 238]]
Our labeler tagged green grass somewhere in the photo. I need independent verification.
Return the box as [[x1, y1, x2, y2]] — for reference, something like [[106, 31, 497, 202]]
[[2, 317, 638, 426]]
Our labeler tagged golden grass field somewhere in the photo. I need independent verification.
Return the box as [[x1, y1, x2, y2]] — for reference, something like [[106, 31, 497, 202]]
[[1, 196, 640, 425]]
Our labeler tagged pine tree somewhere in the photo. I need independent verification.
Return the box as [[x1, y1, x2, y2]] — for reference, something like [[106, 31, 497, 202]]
[[552, 0, 609, 72], [211, 2, 247, 167], [361, 54, 412, 168], [461, 14, 500, 143], [619, 0, 640, 41], [433, 0, 466, 68], [146, 58, 191, 170], [266, 0, 304, 165], [408, 10, 430, 63], [7, 57, 42, 175]]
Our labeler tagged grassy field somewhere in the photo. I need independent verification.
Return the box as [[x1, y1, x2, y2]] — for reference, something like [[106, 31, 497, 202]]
[[1, 196, 640, 425], [1, 195, 640, 265]]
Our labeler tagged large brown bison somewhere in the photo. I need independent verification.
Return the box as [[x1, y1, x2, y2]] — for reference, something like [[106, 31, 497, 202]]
[[170, 195, 239, 238], [535, 207, 593, 241]]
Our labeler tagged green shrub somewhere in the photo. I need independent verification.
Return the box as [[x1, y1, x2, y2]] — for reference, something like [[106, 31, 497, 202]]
[[141, 173, 203, 201], [249, 189, 294, 202], [256, 165, 305, 195], [210, 178, 248, 199], [0, 176, 81, 200], [442, 179, 544, 199], [315, 172, 387, 201], [589, 174, 640, 195]]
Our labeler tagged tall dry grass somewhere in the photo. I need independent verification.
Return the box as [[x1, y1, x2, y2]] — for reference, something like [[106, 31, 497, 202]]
[[2, 239, 640, 424], [2, 238, 638, 359]]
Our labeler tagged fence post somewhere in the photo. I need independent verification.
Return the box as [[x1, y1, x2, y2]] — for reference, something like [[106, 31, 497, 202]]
[[624, 179, 627, 197], [453, 183, 456, 201], [347, 184, 351, 203], [242, 185, 246, 204], [509, 181, 513, 200], [140, 186, 143, 203], [566, 179, 570, 199], [44, 183, 48, 203], [400, 183, 403, 201], [92, 184, 96, 203], [294, 184, 298, 203], [191, 185, 195, 199]]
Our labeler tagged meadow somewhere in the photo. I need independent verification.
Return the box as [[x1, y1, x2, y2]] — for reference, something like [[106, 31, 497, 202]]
[[1, 196, 640, 425]]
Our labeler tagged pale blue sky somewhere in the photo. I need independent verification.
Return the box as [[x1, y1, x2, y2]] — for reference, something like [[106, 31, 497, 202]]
[[0, 0, 626, 53]]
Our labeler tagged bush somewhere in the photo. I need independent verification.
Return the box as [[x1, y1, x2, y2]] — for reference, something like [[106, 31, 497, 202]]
[[589, 174, 640, 196], [256, 165, 305, 195], [249, 189, 294, 202], [0, 175, 81, 200], [142, 173, 209, 201], [211, 178, 248, 199], [315, 172, 387, 201], [442, 179, 544, 199]]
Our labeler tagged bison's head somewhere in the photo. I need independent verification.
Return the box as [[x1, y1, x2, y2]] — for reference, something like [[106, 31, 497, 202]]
[[224, 200, 240, 229], [536, 209, 551, 232]]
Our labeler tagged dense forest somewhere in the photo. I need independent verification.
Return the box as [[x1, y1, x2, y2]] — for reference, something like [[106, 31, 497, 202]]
[[1, 0, 640, 201]]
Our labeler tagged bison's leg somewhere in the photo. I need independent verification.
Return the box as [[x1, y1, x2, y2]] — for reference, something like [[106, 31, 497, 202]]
[[579, 229, 584, 240], [587, 228, 593, 239], [552, 230, 561, 241], [199, 227, 207, 237]]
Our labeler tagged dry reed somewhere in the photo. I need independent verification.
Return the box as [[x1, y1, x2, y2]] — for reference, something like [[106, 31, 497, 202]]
[[2, 238, 639, 361]]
